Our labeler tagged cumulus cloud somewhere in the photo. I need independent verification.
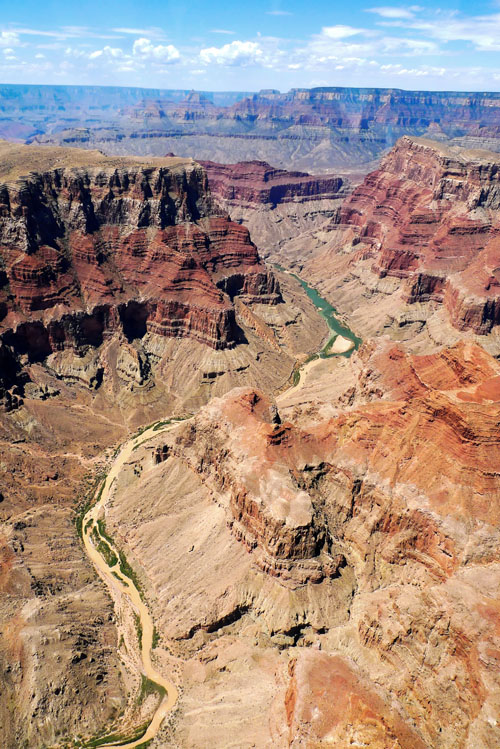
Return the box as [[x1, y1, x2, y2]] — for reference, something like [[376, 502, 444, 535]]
[[89, 46, 124, 60], [200, 40, 264, 66], [132, 37, 180, 62]]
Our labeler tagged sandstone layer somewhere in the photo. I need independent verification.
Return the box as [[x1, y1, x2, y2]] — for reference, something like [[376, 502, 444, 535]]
[[103, 336, 500, 748], [199, 158, 354, 262]]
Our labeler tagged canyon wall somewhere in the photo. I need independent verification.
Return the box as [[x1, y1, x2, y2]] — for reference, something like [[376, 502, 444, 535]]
[[23, 85, 500, 172], [198, 160, 347, 206], [199, 158, 353, 262], [0, 141, 285, 410], [300, 136, 500, 354]]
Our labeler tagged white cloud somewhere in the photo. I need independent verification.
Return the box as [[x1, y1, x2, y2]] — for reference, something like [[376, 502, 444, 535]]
[[266, 10, 292, 15], [210, 29, 236, 35], [113, 27, 164, 37], [132, 37, 180, 62], [367, 6, 420, 20], [7, 26, 121, 40], [379, 36, 437, 54], [298, 22, 439, 69], [0, 31, 20, 48], [200, 40, 264, 66], [321, 25, 365, 40], [89, 46, 124, 60], [412, 13, 500, 52]]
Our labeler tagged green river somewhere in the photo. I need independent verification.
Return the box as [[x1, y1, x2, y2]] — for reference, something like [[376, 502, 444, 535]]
[[275, 264, 362, 358]]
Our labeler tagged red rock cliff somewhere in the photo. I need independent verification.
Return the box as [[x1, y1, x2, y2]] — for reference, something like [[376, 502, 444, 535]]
[[0, 142, 281, 372], [198, 160, 347, 206], [331, 136, 500, 335]]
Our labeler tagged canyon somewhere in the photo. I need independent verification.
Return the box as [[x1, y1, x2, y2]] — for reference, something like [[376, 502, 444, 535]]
[[4, 84, 500, 172], [0, 140, 328, 747], [102, 337, 500, 747], [267, 136, 500, 359], [0, 118, 499, 748], [198, 158, 354, 262]]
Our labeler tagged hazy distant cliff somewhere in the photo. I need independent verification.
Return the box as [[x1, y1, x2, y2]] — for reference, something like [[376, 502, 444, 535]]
[[10, 84, 500, 172]]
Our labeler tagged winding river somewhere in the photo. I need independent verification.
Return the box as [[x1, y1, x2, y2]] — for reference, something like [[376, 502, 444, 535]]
[[78, 270, 360, 748], [81, 421, 183, 749]]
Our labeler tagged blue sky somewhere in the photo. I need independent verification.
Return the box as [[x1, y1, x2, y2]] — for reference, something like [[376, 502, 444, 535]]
[[1, 1, 500, 91]]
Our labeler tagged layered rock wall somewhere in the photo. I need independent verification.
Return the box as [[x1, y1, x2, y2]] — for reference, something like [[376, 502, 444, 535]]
[[198, 160, 347, 206], [0, 142, 281, 401], [303, 136, 500, 347], [30, 85, 500, 171]]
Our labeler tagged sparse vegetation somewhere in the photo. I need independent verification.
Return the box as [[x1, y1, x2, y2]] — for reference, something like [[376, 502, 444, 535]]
[[152, 419, 171, 431], [134, 612, 143, 650], [97, 517, 114, 546], [91, 527, 118, 567], [118, 549, 144, 598], [138, 674, 166, 705], [98, 540, 118, 568], [321, 334, 337, 357], [75, 476, 105, 539], [152, 625, 160, 648], [304, 353, 319, 365], [74, 721, 150, 748]]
